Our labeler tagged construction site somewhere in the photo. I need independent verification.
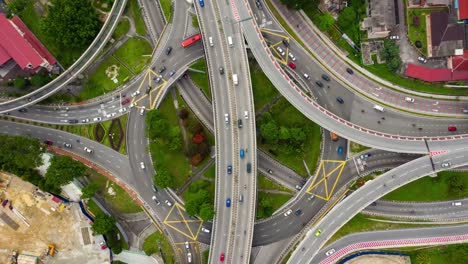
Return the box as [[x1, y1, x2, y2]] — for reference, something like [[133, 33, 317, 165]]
[[0, 172, 109, 264]]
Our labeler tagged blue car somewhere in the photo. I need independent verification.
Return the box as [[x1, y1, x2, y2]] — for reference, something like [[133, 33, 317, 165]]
[[199, 0, 204, 7], [227, 165, 232, 174], [337, 146, 343, 155], [226, 198, 231, 207], [240, 149, 245, 159]]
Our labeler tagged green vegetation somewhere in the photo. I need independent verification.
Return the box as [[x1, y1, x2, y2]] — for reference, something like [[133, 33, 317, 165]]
[[280, 251, 292, 264], [337, 1, 367, 44], [43, 155, 86, 193], [86, 169, 142, 214], [258, 98, 321, 176], [143, 231, 175, 263], [407, 8, 429, 55], [189, 59, 211, 100], [315, 12, 335, 31], [182, 180, 215, 220], [408, 243, 468, 264], [192, 15, 199, 28], [203, 250, 209, 264], [256, 192, 292, 219], [159, 0, 172, 21], [128, 0, 146, 36], [279, 0, 318, 10], [258, 175, 293, 193], [93, 0, 114, 12], [113, 18, 130, 40], [349, 141, 370, 154], [80, 37, 151, 100], [381, 39, 402, 72], [203, 164, 216, 179], [383, 171, 468, 202], [250, 58, 280, 112]]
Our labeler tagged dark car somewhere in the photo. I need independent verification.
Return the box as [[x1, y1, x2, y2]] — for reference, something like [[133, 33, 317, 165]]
[[226, 198, 231, 207], [44, 140, 53, 146], [166, 46, 172, 55], [255, 0, 262, 9], [282, 39, 289, 47], [322, 74, 330, 81], [18, 108, 28, 113], [159, 66, 166, 74], [146, 86, 152, 94], [68, 119, 79, 124], [315, 81, 324, 87], [295, 209, 302, 216], [336, 97, 344, 104], [346, 68, 354, 74], [169, 70, 176, 77], [238, 119, 243, 128], [227, 165, 232, 174], [219, 67, 224, 75], [247, 163, 252, 173]]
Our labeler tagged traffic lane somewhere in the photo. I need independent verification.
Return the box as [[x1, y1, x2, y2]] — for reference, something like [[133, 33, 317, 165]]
[[364, 201, 468, 219]]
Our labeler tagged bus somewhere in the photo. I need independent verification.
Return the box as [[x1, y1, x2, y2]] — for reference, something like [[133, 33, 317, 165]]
[[181, 34, 202, 48]]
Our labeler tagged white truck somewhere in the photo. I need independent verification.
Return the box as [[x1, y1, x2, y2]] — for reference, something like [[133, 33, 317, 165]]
[[232, 74, 238, 85]]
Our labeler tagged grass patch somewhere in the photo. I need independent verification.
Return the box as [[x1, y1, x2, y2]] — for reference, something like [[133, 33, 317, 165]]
[[258, 175, 292, 193], [256, 192, 292, 219], [407, 243, 468, 264], [280, 251, 292, 264], [87, 169, 142, 214], [113, 37, 152, 72], [407, 8, 445, 56], [113, 18, 130, 40], [250, 58, 280, 112], [159, 0, 172, 21], [142, 231, 175, 263], [128, 0, 146, 35], [203, 250, 209, 264], [203, 164, 216, 179], [349, 141, 370, 154], [189, 59, 211, 100], [383, 171, 468, 202]]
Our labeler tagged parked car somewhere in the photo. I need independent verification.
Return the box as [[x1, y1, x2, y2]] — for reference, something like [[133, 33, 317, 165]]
[[326, 249, 336, 256], [282, 39, 289, 47], [295, 209, 303, 216], [131, 91, 140, 97], [336, 97, 344, 104], [390, 35, 399, 40], [418, 56, 427, 63], [201, 227, 210, 233], [169, 70, 176, 77], [82, 118, 90, 123], [288, 62, 296, 69], [165, 200, 172, 207]]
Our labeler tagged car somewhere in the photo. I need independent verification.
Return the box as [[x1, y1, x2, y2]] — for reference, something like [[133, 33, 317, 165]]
[[201, 227, 210, 233], [185, 241, 189, 249], [187, 252, 192, 263], [325, 249, 336, 256], [336, 97, 344, 104], [295, 185, 302, 190], [448, 126, 457, 131], [140, 162, 145, 170], [315, 229, 322, 237], [140, 106, 146, 116], [131, 91, 140, 97], [322, 74, 330, 81], [183, 73, 188, 79], [255, 0, 262, 9], [169, 70, 176, 77], [18, 108, 28, 113], [418, 56, 427, 63], [315, 80, 324, 87], [360, 153, 371, 159], [155, 77, 162, 83], [226, 198, 231, 207], [246, 163, 252, 173], [227, 165, 232, 174], [295, 209, 303, 216], [244, 111, 249, 119], [308, 195, 315, 201], [284, 209, 292, 216], [219, 67, 224, 75], [346, 68, 354, 74], [152, 185, 158, 193], [337, 146, 344, 155], [240, 149, 245, 158], [220, 253, 225, 262], [152, 196, 160, 205], [238, 119, 243, 128], [390, 35, 399, 40], [276, 46, 285, 56], [224, 113, 229, 124], [441, 162, 451, 168], [44, 140, 53, 146], [82, 118, 90, 123], [282, 39, 289, 47], [166, 46, 172, 55], [288, 62, 296, 69], [452, 201, 462, 206], [121, 98, 130, 105], [288, 52, 296, 61], [159, 66, 166, 73], [267, 169, 273, 174], [199, 0, 204, 7], [84, 147, 93, 153], [146, 86, 152, 94], [63, 143, 72, 148], [68, 119, 79, 124], [106, 113, 116, 118], [130, 103, 138, 108], [118, 107, 127, 113], [99, 241, 107, 250], [405, 97, 415, 103], [165, 200, 172, 207], [304, 73, 311, 80], [93, 117, 102, 122]]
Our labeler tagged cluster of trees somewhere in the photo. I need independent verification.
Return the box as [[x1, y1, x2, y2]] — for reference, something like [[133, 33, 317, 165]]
[[8, 75, 53, 90], [184, 181, 215, 220], [259, 112, 309, 154], [91, 212, 122, 254], [42, 155, 86, 193], [447, 175, 465, 197], [337, 0, 367, 44], [256, 195, 275, 219], [381, 39, 402, 72]]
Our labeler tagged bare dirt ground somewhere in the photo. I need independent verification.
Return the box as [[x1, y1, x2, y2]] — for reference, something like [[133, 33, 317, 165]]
[[346, 254, 410, 264], [0, 173, 108, 264]]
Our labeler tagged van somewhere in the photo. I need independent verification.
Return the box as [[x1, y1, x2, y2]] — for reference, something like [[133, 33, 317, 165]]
[[330, 132, 339, 141], [233, 74, 238, 85], [239, 194, 243, 202], [228, 36, 233, 47], [373, 105, 385, 112], [209, 36, 214, 47]]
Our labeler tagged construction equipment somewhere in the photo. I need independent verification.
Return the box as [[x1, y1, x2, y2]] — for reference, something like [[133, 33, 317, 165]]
[[46, 245, 55, 257]]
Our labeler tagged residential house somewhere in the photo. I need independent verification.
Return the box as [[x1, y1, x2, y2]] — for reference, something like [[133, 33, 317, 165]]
[[361, 0, 397, 39]]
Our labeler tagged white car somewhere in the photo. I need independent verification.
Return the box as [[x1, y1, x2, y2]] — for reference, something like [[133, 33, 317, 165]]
[[165, 200, 172, 207], [118, 107, 127, 113], [244, 111, 249, 119], [288, 52, 296, 61], [201, 227, 210, 233], [441, 162, 451, 168], [106, 113, 116, 118], [139, 106, 146, 116], [84, 147, 93, 153], [325, 249, 335, 256], [284, 209, 292, 216], [185, 241, 189, 249], [224, 113, 229, 124], [276, 46, 285, 56], [187, 253, 192, 263], [418, 56, 427, 63], [130, 103, 138, 108], [82, 118, 89, 123], [131, 91, 140, 97], [390, 35, 399, 40], [93, 117, 102, 122], [140, 162, 145, 169], [405, 97, 415, 103], [152, 195, 160, 205], [303, 73, 311, 80]]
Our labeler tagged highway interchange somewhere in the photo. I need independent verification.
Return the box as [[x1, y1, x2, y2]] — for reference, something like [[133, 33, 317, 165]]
[[1, 0, 468, 263]]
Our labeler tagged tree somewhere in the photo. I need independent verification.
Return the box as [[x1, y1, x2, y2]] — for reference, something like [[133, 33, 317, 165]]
[[190, 153, 203, 166], [13, 78, 27, 89], [43, 155, 86, 193], [278, 127, 291, 141], [0, 135, 44, 171], [448, 175, 464, 194], [91, 212, 116, 235], [199, 203, 215, 220], [338, 7, 357, 30], [30, 74, 51, 87], [381, 40, 402, 72], [316, 13, 335, 32], [6, 0, 32, 16], [289, 127, 307, 148], [168, 126, 182, 151], [41, 0, 101, 50], [192, 133, 205, 144], [260, 121, 279, 144], [178, 108, 189, 120], [153, 167, 175, 188], [81, 182, 100, 199], [280, 0, 318, 10]]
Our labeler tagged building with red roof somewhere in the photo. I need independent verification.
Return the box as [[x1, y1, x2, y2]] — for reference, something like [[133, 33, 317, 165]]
[[0, 13, 56, 77], [457, 0, 468, 20], [406, 50, 468, 82]]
